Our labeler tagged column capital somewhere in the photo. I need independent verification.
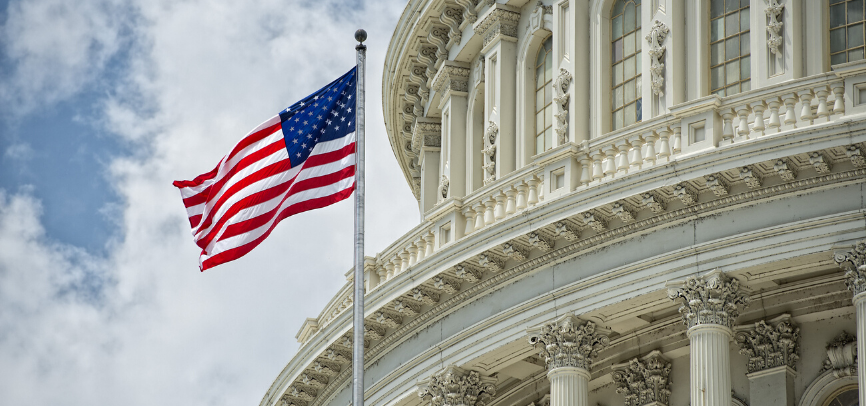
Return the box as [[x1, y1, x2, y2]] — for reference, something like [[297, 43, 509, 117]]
[[417, 365, 497, 406], [734, 314, 800, 374], [473, 5, 520, 51], [612, 350, 672, 406], [834, 240, 866, 296], [527, 315, 610, 372], [433, 61, 471, 104], [666, 269, 750, 330]]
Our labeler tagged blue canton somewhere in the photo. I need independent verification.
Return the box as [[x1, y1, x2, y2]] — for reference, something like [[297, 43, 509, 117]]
[[279, 67, 357, 167]]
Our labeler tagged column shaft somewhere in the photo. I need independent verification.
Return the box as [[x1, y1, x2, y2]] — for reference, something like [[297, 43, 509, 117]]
[[855, 294, 866, 406], [548, 367, 589, 406], [689, 324, 732, 406]]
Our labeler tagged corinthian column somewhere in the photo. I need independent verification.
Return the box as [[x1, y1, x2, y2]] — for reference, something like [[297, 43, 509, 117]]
[[667, 270, 750, 406], [834, 240, 866, 406], [418, 365, 497, 406], [527, 315, 610, 406]]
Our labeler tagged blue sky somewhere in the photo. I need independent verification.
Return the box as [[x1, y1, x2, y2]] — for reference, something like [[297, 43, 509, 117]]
[[0, 1, 419, 404]]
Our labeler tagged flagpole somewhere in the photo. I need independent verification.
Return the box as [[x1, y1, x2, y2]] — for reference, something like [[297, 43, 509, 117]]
[[352, 29, 367, 406]]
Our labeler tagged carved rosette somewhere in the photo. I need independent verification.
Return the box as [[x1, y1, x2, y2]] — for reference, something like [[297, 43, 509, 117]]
[[473, 8, 521, 49], [553, 69, 572, 145], [483, 122, 498, 185], [734, 316, 800, 373], [822, 331, 858, 378], [417, 365, 497, 406], [765, 0, 784, 55], [527, 316, 610, 371], [834, 240, 866, 296], [645, 20, 669, 97], [612, 351, 672, 406], [667, 270, 750, 330]]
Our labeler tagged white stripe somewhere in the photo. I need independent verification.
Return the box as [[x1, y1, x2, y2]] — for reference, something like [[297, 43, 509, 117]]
[[202, 176, 355, 262], [186, 202, 206, 218], [193, 144, 289, 235], [201, 152, 355, 253]]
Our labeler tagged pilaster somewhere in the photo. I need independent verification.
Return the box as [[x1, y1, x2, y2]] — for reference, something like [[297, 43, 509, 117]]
[[417, 365, 497, 406], [752, 0, 803, 88], [475, 5, 519, 181], [667, 269, 750, 406], [416, 118, 442, 217], [433, 61, 471, 199], [735, 314, 800, 406]]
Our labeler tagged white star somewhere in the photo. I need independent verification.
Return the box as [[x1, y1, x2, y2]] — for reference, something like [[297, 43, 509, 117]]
[[314, 95, 318, 100], [335, 126, 340, 130], [297, 129, 303, 134], [296, 153, 301, 157], [295, 118, 300, 122], [326, 119, 332, 125], [317, 115, 323, 119], [314, 103, 319, 107], [308, 111, 313, 116], [312, 124, 317, 129], [293, 139, 298, 144], [289, 127, 294, 131], [331, 110, 338, 116], [320, 129, 325, 134], [341, 116, 346, 122], [347, 108, 352, 113], [303, 120, 308, 125], [300, 101, 305, 106], [348, 95, 352, 100], [328, 96, 333, 101], [307, 134, 312, 139], [301, 143, 307, 148]]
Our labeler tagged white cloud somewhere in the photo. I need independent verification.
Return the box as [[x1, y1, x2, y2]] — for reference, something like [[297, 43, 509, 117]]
[[0, 0, 419, 405]]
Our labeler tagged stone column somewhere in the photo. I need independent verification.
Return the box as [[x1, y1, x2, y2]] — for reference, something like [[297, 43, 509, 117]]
[[432, 61, 470, 200], [415, 118, 442, 217], [834, 240, 866, 406], [528, 315, 610, 406], [667, 270, 750, 406], [474, 5, 519, 182], [734, 314, 800, 406], [417, 365, 497, 406]]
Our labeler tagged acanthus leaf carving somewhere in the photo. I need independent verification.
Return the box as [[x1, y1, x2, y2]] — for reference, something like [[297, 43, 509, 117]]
[[502, 242, 530, 261], [483, 122, 498, 185], [553, 221, 580, 241], [553, 69, 572, 145], [645, 20, 669, 97], [417, 365, 497, 406], [834, 240, 866, 296], [734, 315, 800, 373], [439, 175, 450, 201], [612, 351, 672, 406], [527, 316, 610, 371], [822, 331, 858, 377], [765, 0, 784, 56], [528, 231, 553, 251], [667, 269, 750, 329], [454, 264, 484, 282], [473, 8, 520, 49], [672, 183, 698, 205]]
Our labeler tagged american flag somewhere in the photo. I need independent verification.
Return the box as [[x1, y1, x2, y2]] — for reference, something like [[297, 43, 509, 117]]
[[173, 67, 357, 271]]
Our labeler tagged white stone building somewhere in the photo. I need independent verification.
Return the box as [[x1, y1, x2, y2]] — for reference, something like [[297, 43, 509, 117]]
[[261, 1, 866, 406]]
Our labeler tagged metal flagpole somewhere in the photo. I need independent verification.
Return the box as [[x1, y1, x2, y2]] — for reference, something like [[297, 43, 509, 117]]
[[352, 28, 367, 406]]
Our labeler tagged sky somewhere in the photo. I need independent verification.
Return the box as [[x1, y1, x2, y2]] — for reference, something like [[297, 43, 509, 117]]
[[0, 0, 420, 404]]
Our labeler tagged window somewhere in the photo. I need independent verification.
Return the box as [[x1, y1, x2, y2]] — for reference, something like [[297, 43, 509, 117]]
[[611, 0, 642, 130], [830, 0, 866, 65], [710, 0, 750, 96], [823, 387, 858, 406], [535, 37, 553, 155]]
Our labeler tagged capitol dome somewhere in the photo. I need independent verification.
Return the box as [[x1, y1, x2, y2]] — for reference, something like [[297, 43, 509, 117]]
[[262, 1, 866, 406]]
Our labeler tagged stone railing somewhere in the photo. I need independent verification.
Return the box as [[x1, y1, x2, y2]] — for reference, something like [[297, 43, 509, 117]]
[[301, 71, 853, 345]]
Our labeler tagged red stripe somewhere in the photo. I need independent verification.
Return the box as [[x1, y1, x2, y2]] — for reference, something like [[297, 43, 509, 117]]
[[195, 143, 355, 247], [188, 214, 202, 228], [195, 158, 296, 248], [182, 185, 211, 207], [304, 143, 355, 168], [225, 122, 282, 164], [173, 160, 222, 188], [214, 165, 355, 243], [200, 185, 354, 271]]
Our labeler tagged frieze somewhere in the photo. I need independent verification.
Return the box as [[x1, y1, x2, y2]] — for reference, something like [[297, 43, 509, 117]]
[[527, 316, 610, 371]]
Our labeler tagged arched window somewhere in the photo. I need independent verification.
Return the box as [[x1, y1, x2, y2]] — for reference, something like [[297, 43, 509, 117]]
[[830, 0, 866, 65], [823, 387, 858, 406], [611, 0, 641, 131], [710, 0, 750, 96], [535, 36, 553, 155]]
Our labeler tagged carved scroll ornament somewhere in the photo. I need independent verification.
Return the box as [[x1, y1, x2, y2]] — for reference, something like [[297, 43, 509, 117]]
[[645, 20, 669, 97]]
